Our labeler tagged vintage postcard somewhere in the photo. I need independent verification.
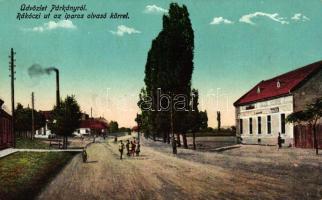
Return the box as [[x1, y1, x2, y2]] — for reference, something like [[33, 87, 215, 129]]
[[0, 0, 321, 199]]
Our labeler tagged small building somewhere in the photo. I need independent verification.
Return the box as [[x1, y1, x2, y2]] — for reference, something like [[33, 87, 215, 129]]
[[0, 99, 13, 149], [234, 61, 322, 147], [73, 118, 108, 137], [35, 111, 53, 138]]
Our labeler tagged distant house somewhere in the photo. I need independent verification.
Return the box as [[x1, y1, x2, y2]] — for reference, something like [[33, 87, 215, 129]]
[[0, 99, 13, 149], [35, 111, 53, 138], [35, 111, 106, 138], [234, 61, 322, 147], [73, 118, 108, 137]]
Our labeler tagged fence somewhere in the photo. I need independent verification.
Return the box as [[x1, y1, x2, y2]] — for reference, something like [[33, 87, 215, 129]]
[[294, 124, 322, 148]]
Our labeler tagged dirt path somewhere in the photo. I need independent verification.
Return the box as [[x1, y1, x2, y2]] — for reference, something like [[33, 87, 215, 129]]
[[37, 139, 322, 200]]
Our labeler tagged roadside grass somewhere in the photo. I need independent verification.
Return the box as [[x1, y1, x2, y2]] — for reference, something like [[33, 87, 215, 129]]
[[16, 137, 49, 149], [186, 132, 235, 137], [0, 151, 77, 200]]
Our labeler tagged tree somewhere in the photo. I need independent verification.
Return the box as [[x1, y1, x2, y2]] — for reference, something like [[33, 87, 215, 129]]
[[287, 98, 322, 155], [49, 96, 81, 149], [139, 3, 195, 150], [14, 103, 45, 139], [109, 121, 119, 133], [189, 89, 199, 150], [217, 111, 221, 131], [199, 111, 208, 130]]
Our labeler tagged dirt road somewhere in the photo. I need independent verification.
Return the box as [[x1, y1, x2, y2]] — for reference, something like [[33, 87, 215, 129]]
[[37, 138, 322, 200]]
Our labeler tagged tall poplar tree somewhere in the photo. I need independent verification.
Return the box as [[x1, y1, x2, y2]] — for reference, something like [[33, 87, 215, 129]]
[[139, 3, 195, 148]]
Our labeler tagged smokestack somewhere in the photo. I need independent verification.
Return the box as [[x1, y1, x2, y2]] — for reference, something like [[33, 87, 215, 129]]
[[55, 69, 60, 107], [28, 64, 60, 107], [45, 67, 60, 107]]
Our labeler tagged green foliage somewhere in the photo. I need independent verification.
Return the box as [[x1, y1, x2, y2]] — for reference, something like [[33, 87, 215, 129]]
[[286, 97, 322, 154], [199, 111, 208, 130], [286, 111, 311, 124], [118, 127, 131, 133], [109, 121, 119, 133], [217, 111, 221, 130], [16, 137, 49, 149], [188, 89, 208, 132], [139, 3, 195, 140], [0, 152, 75, 199], [48, 95, 81, 137], [14, 103, 46, 132], [287, 98, 322, 125]]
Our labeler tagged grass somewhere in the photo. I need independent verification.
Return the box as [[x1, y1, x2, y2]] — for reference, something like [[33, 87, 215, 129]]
[[0, 151, 77, 200], [186, 132, 236, 137], [16, 137, 49, 149]]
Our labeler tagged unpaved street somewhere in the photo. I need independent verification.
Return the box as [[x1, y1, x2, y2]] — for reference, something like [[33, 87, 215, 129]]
[[37, 137, 322, 200]]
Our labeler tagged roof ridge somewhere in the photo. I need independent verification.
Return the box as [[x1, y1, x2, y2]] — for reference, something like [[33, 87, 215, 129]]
[[263, 60, 322, 82], [234, 60, 322, 106]]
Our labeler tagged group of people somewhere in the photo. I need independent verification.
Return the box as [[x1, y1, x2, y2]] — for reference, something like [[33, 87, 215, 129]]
[[119, 139, 140, 159]]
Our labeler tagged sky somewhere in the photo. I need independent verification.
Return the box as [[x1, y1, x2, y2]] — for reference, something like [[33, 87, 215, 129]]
[[0, 0, 322, 128]]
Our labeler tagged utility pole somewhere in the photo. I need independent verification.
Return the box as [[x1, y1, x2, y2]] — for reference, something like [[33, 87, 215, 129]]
[[9, 48, 16, 147], [31, 92, 35, 140]]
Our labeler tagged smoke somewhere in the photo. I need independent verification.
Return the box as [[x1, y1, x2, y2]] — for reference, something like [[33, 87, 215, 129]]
[[28, 64, 58, 77]]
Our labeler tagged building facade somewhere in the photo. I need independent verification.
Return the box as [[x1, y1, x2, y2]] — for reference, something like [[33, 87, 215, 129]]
[[234, 61, 322, 146], [0, 99, 13, 149]]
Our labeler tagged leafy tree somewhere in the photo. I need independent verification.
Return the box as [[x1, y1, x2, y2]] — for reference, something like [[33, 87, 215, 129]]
[[14, 103, 46, 139], [199, 111, 208, 130], [109, 121, 119, 133], [217, 111, 221, 131], [118, 127, 131, 134], [139, 3, 195, 149], [49, 95, 81, 149], [189, 89, 200, 150], [287, 98, 322, 155]]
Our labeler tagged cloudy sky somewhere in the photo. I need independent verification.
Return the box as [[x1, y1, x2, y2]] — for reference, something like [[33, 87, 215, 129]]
[[0, 0, 322, 127]]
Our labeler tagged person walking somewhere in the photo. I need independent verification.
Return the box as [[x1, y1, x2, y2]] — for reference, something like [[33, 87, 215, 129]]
[[136, 142, 141, 156], [119, 140, 125, 160], [277, 132, 282, 149], [131, 141, 136, 157], [82, 148, 88, 163], [126, 140, 130, 156]]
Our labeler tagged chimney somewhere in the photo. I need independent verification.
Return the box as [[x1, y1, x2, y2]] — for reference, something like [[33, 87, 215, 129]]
[[54, 69, 60, 107]]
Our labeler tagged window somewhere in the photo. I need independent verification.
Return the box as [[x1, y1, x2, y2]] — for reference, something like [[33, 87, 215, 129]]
[[239, 119, 243, 134], [281, 113, 286, 134], [258, 117, 261, 134], [249, 118, 253, 134], [267, 115, 271, 134]]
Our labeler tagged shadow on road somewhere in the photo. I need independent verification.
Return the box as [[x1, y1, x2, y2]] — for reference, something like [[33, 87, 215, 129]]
[[84, 160, 98, 164]]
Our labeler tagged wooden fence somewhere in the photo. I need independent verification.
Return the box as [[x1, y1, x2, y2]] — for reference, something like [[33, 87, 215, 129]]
[[294, 124, 322, 148]]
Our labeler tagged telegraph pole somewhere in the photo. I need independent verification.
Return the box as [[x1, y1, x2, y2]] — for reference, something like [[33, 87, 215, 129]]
[[31, 92, 35, 140], [9, 48, 16, 147]]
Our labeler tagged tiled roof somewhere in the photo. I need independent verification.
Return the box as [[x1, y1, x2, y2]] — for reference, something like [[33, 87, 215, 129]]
[[79, 119, 108, 130], [234, 61, 322, 106]]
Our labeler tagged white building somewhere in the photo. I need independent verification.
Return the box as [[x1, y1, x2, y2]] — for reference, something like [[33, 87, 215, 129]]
[[234, 61, 322, 146]]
